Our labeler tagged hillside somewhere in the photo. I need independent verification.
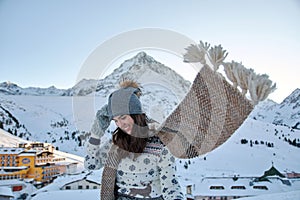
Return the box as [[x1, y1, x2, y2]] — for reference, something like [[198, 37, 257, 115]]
[[177, 118, 300, 177]]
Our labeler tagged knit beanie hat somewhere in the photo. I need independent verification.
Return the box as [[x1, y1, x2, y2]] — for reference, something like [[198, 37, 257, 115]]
[[107, 80, 143, 120]]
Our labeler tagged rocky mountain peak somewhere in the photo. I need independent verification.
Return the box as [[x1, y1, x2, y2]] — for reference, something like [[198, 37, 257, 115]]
[[91, 52, 191, 97], [250, 88, 300, 129], [0, 81, 22, 95], [0, 81, 18, 88], [280, 88, 300, 108], [133, 51, 156, 63]]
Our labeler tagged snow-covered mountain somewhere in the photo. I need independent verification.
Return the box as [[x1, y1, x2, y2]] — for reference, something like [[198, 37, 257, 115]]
[[250, 88, 300, 129], [0, 81, 68, 96], [0, 52, 190, 98]]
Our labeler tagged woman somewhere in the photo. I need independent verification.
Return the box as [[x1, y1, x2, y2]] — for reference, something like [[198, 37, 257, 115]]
[[85, 80, 184, 200], [85, 65, 255, 200]]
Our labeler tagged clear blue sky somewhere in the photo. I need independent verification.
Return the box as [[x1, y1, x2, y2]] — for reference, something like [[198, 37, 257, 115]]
[[0, 0, 299, 103]]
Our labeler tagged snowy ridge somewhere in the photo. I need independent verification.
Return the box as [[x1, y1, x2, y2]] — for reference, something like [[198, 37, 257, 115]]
[[0, 52, 191, 99], [250, 88, 300, 129], [0, 81, 68, 96]]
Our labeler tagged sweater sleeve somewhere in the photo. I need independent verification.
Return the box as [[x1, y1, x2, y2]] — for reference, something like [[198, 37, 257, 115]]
[[158, 146, 184, 200]]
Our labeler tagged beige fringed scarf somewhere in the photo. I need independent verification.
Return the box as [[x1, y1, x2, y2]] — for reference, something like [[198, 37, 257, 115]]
[[101, 65, 253, 199]]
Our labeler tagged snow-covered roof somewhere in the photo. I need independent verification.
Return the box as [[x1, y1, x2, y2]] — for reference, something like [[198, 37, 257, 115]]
[[86, 169, 102, 184], [0, 186, 14, 197], [31, 189, 99, 200], [18, 153, 36, 156], [60, 169, 102, 188], [54, 161, 78, 166], [192, 176, 300, 197], [0, 147, 24, 154], [61, 177, 99, 188], [0, 166, 28, 170], [0, 179, 27, 187], [0, 166, 28, 174]]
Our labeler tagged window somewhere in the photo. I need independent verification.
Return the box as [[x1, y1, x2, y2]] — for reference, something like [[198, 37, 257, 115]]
[[231, 186, 246, 190], [65, 186, 71, 190], [210, 186, 225, 190], [253, 185, 268, 190], [93, 186, 98, 189], [86, 185, 89, 189], [78, 185, 83, 189], [186, 185, 192, 194]]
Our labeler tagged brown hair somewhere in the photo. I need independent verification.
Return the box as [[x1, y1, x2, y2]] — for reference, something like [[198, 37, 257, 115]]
[[112, 114, 149, 153]]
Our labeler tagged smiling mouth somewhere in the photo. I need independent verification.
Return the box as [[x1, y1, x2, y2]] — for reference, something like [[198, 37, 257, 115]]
[[122, 126, 131, 133]]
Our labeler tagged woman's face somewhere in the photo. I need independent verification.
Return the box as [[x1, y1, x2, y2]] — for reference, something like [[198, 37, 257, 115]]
[[113, 114, 134, 135]]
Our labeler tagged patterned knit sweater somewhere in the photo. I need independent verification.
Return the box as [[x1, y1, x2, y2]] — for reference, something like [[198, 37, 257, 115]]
[[84, 122, 184, 199], [115, 136, 184, 199]]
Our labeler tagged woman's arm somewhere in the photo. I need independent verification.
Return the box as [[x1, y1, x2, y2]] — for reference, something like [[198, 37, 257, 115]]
[[84, 104, 112, 170]]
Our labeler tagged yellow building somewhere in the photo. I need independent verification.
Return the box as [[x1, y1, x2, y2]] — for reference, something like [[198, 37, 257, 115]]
[[0, 148, 29, 180], [0, 142, 73, 184]]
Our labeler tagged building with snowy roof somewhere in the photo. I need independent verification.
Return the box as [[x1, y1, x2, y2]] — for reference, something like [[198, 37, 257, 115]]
[[0, 143, 78, 185], [184, 165, 300, 200]]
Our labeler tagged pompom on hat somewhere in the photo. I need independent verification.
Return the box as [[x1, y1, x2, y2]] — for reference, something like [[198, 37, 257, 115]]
[[107, 80, 143, 120]]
